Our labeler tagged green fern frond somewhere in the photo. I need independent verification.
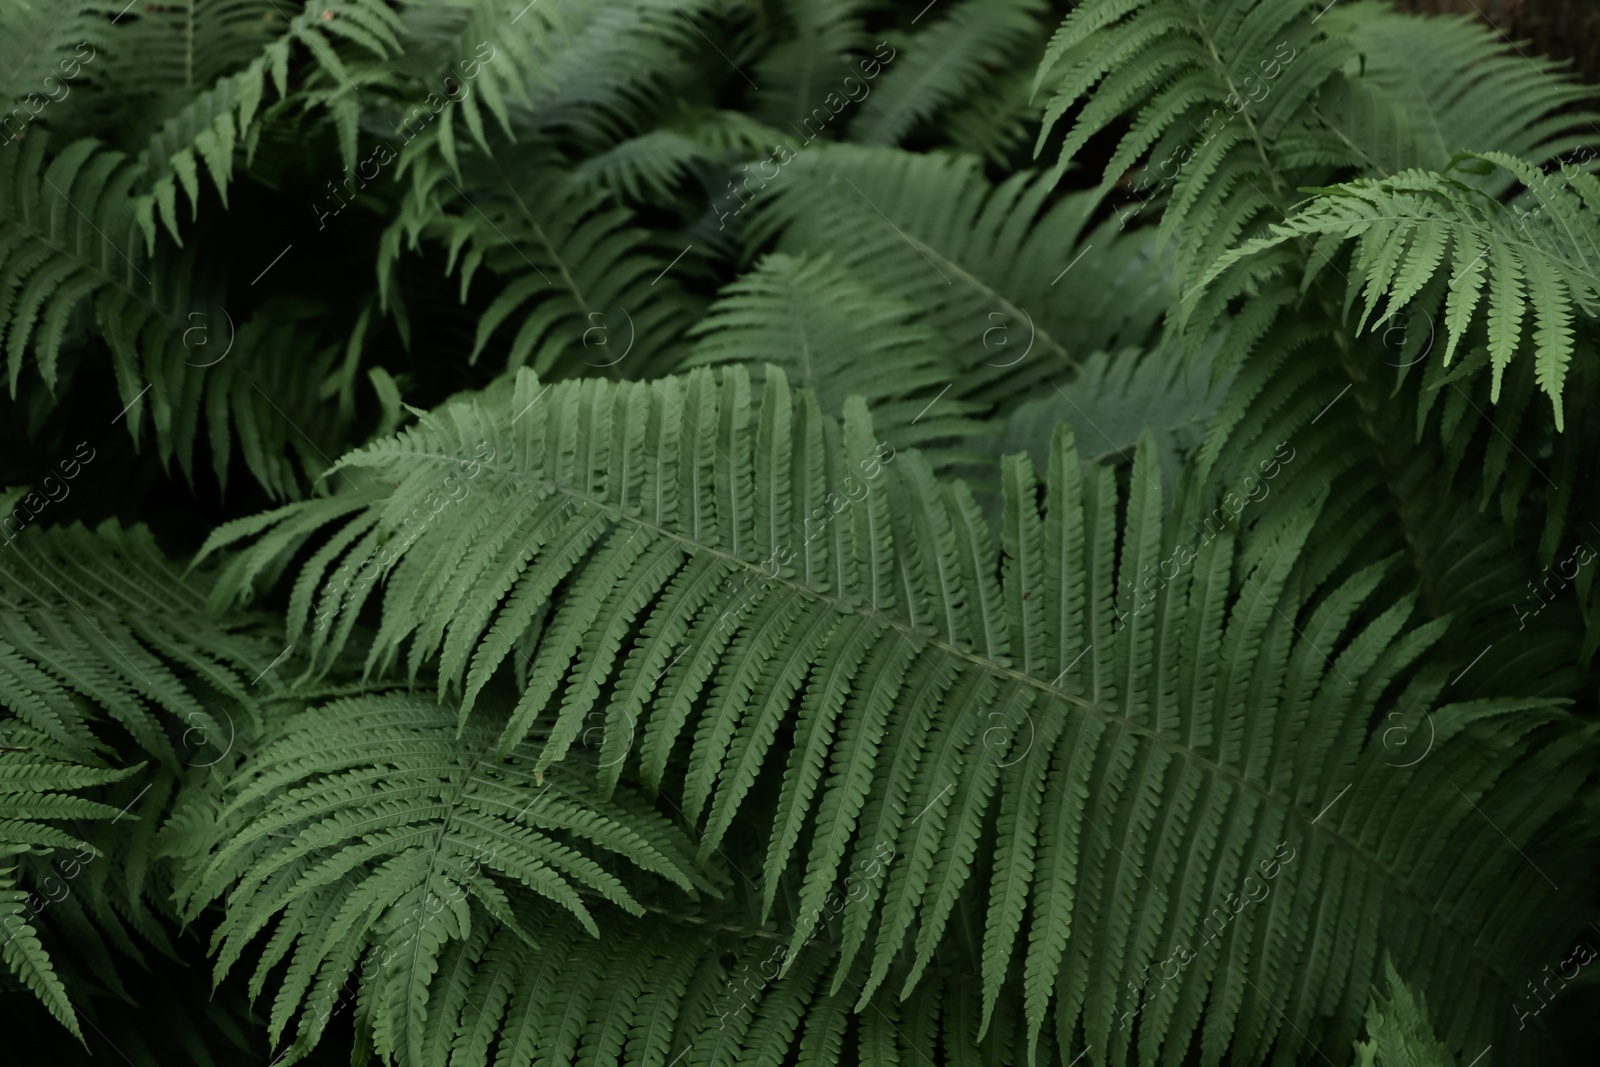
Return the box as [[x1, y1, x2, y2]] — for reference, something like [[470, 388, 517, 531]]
[[983, 342, 1230, 495], [848, 0, 1045, 148], [382, 135, 700, 376], [749, 0, 872, 137], [181, 691, 708, 1065], [1313, 3, 1599, 183], [95, 0, 403, 95], [753, 143, 1170, 409], [0, 1, 113, 105], [1354, 957, 1459, 1067], [198, 365, 1596, 1065], [683, 251, 983, 462], [1031, 0, 1356, 292], [0, 521, 277, 764], [1186, 151, 1600, 427], [0, 725, 142, 1041], [572, 108, 779, 206]]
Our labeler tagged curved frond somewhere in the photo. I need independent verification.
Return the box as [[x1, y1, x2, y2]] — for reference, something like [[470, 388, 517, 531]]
[[1187, 151, 1600, 427], [198, 365, 1597, 1066], [181, 691, 707, 1065], [848, 0, 1046, 148]]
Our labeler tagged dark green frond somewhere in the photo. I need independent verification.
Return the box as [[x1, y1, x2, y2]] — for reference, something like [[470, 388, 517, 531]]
[[683, 251, 983, 463], [753, 143, 1170, 409]]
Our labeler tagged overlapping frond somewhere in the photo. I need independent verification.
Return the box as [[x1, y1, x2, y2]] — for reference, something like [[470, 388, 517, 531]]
[[382, 135, 701, 377], [1312, 3, 1598, 182], [682, 251, 982, 462], [848, 0, 1046, 148], [196, 365, 1596, 1066], [179, 691, 709, 1066], [0, 728, 137, 1041], [1185, 151, 1600, 428], [749, 0, 872, 137], [983, 343, 1230, 496], [0, 520, 277, 763], [752, 144, 1170, 409], [0, 1, 113, 104], [1031, 0, 1354, 294], [417, 0, 720, 158], [1353, 958, 1458, 1067], [0, 520, 284, 1038], [99, 0, 406, 235], [0, 135, 347, 498]]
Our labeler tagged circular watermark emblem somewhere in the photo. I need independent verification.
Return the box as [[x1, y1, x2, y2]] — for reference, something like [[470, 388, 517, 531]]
[[980, 706, 1036, 768], [1379, 707, 1435, 768], [182, 708, 236, 767], [1375, 305, 1435, 369], [582, 305, 635, 368], [180, 301, 236, 368]]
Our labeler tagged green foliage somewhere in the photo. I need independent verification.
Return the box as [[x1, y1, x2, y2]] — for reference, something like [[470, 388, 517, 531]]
[[683, 250, 983, 461], [1353, 957, 1458, 1067], [2, 1, 1599, 1065], [1186, 152, 1600, 427], [199, 365, 1594, 1065], [179, 691, 707, 1065], [0, 734, 137, 1041]]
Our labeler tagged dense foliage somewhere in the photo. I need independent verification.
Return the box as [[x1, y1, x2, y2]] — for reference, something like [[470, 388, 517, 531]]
[[1, 1, 1597, 1065]]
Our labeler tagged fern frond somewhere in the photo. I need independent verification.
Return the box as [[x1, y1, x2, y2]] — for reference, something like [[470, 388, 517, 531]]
[[1353, 956, 1459, 1067], [753, 144, 1170, 409], [749, 0, 872, 138], [1186, 151, 1600, 427], [1031, 0, 1356, 293], [848, 0, 1045, 148], [682, 251, 983, 462], [181, 691, 707, 1065], [382, 135, 700, 377], [200, 365, 1597, 1066], [0, 1, 114, 105], [0, 723, 139, 1039], [0, 521, 277, 763], [1313, 2, 1599, 182], [983, 342, 1230, 495]]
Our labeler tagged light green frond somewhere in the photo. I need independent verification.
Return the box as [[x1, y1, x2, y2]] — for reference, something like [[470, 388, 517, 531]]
[[1187, 151, 1600, 426], [181, 691, 707, 1064], [1353, 956, 1459, 1067]]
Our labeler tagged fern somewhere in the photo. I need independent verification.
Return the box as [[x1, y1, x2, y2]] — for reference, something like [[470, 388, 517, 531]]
[[200, 366, 1596, 1065], [1353, 957, 1459, 1067], [752, 143, 1171, 410], [4, 1, 1600, 1062], [181, 690, 708, 1065], [1312, 3, 1599, 182], [382, 134, 701, 377], [0, 730, 138, 1042], [982, 341, 1231, 495], [1032, 0, 1355, 292], [682, 251, 984, 462], [848, 0, 1047, 148], [1186, 151, 1600, 427]]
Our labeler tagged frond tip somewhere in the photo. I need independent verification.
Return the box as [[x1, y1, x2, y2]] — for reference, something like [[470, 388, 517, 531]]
[[1184, 151, 1600, 428]]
